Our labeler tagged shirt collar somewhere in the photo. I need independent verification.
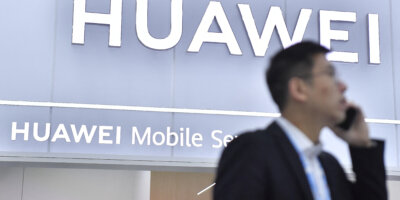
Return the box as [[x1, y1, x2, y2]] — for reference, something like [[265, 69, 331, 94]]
[[276, 117, 323, 158]]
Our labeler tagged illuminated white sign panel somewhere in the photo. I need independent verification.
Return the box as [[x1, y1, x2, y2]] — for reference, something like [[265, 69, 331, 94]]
[[72, 0, 381, 64], [2, 0, 400, 173]]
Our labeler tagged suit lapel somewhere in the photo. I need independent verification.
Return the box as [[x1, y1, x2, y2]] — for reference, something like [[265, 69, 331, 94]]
[[318, 153, 351, 200], [268, 122, 314, 200], [318, 154, 336, 200]]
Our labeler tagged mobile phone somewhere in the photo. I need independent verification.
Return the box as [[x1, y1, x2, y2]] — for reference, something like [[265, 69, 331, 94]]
[[336, 107, 358, 130]]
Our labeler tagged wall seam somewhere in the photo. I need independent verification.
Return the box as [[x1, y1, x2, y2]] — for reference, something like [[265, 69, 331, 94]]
[[47, 0, 59, 153], [284, 0, 287, 20], [50, 0, 59, 103], [388, 0, 399, 168], [170, 46, 176, 158], [20, 167, 25, 200]]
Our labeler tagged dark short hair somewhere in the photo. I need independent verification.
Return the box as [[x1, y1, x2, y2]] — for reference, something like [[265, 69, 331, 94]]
[[266, 41, 329, 111]]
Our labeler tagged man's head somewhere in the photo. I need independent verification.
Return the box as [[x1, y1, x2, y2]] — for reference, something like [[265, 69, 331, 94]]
[[266, 41, 348, 124]]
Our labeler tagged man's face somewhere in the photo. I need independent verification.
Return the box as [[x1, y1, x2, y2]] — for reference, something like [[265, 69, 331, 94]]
[[305, 53, 348, 125]]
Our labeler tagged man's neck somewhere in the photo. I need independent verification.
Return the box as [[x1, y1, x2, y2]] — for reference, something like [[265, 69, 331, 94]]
[[281, 111, 323, 144]]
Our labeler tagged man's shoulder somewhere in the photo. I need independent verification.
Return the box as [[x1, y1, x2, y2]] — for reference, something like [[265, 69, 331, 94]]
[[319, 151, 340, 163], [318, 150, 345, 173], [217, 122, 283, 170]]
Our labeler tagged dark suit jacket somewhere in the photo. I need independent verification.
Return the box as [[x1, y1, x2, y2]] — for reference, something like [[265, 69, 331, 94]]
[[214, 122, 387, 200]]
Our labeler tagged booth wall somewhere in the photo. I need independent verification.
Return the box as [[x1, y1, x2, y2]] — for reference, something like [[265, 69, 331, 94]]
[[0, 166, 150, 200], [0, 167, 399, 200]]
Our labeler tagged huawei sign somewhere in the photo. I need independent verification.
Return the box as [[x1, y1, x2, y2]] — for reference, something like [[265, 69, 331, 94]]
[[72, 0, 381, 64]]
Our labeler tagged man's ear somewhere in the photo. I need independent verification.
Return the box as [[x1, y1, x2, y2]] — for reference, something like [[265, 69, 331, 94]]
[[288, 77, 308, 102]]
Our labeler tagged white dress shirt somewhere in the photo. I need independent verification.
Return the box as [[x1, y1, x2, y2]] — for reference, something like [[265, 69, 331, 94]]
[[276, 117, 331, 200]]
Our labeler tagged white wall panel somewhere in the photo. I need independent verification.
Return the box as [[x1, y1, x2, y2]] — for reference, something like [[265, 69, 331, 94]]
[[22, 168, 150, 200], [0, 167, 23, 200], [388, 179, 400, 200]]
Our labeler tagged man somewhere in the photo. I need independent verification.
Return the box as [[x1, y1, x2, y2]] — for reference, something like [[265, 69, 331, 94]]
[[213, 41, 387, 200]]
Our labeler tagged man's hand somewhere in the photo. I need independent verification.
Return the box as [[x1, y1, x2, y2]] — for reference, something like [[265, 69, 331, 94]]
[[330, 104, 374, 147]]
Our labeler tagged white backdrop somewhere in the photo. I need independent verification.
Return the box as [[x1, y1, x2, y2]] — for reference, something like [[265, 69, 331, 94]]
[[0, 0, 398, 175]]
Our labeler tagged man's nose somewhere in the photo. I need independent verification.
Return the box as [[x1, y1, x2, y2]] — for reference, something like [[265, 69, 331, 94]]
[[337, 80, 347, 93]]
